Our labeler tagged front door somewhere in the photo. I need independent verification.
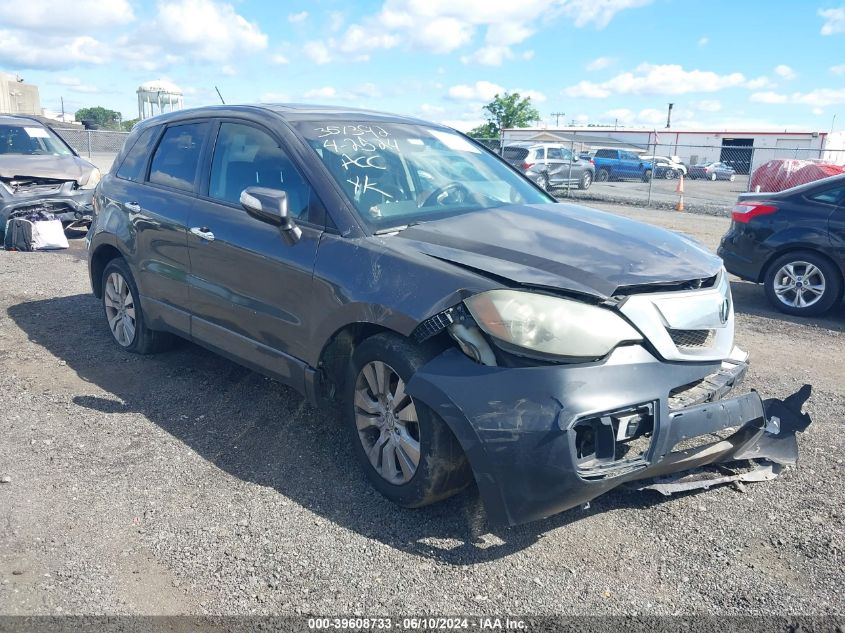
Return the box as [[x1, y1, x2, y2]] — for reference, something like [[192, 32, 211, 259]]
[[186, 120, 324, 391]]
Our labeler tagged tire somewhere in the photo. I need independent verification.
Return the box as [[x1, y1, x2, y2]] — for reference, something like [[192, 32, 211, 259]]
[[642, 169, 653, 182], [710, 172, 717, 181], [729, 174, 736, 182], [596, 168, 609, 182], [578, 171, 593, 190], [763, 251, 842, 317], [346, 333, 472, 508], [663, 169, 675, 180], [101, 258, 172, 354], [534, 173, 550, 191]]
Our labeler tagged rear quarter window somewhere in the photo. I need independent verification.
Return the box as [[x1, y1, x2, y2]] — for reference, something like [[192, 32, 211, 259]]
[[808, 186, 845, 205], [115, 127, 159, 182], [595, 149, 615, 158]]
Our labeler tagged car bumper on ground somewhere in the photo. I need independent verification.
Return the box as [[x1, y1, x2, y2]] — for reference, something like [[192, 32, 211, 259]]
[[407, 345, 812, 526]]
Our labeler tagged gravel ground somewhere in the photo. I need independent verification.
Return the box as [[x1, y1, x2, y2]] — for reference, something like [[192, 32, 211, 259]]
[[1, 206, 843, 618]]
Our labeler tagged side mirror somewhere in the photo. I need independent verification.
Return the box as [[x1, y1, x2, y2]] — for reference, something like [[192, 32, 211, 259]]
[[240, 186, 302, 246]]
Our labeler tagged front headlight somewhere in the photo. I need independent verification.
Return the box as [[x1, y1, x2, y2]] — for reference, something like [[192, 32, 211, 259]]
[[80, 168, 101, 190], [464, 290, 642, 360]]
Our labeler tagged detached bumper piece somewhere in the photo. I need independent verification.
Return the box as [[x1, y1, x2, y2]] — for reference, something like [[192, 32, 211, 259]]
[[407, 347, 813, 526]]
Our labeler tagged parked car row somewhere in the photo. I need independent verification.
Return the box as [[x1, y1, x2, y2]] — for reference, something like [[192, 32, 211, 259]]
[[689, 161, 737, 181]]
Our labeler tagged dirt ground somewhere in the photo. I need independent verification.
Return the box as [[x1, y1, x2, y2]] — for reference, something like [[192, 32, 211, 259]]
[[1, 205, 843, 618]]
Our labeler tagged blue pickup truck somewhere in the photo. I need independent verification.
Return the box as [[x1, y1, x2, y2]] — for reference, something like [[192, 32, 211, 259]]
[[593, 149, 653, 182]]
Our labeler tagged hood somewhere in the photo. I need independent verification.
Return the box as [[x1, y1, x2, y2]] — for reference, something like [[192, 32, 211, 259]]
[[0, 154, 95, 183], [395, 203, 722, 299]]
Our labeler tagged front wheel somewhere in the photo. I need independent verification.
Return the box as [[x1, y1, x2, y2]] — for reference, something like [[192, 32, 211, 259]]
[[101, 258, 172, 354], [346, 333, 472, 507], [710, 172, 717, 181], [533, 173, 550, 191], [764, 252, 842, 316], [578, 171, 593, 190], [642, 169, 653, 182]]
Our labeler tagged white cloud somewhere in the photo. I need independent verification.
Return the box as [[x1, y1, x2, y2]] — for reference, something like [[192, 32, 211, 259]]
[[260, 92, 291, 102], [419, 103, 446, 115], [693, 99, 722, 112], [792, 88, 845, 107], [563, 63, 746, 97], [303, 40, 332, 64], [288, 11, 308, 23], [221, 64, 236, 76], [153, 0, 267, 62], [586, 56, 615, 71], [819, 7, 845, 35], [55, 77, 100, 94], [0, 31, 109, 68], [517, 89, 547, 103], [461, 45, 513, 66], [447, 81, 505, 101], [813, 107, 825, 115], [271, 53, 289, 65], [303, 86, 338, 99], [0, 0, 134, 30], [313, 0, 651, 62], [750, 91, 788, 104], [774, 64, 796, 80], [747, 76, 775, 89], [439, 117, 486, 132], [697, 36, 709, 46], [328, 11, 345, 32], [522, 50, 535, 60], [831, 63, 845, 74]]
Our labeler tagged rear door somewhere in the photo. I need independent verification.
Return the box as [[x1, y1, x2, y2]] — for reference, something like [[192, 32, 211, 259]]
[[186, 119, 325, 390], [129, 121, 209, 333], [815, 184, 845, 266]]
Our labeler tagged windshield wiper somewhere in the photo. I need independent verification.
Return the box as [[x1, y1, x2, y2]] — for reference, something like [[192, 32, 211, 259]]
[[373, 221, 426, 236]]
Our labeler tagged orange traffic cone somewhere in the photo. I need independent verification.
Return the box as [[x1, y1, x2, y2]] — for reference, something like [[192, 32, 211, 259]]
[[675, 174, 685, 211]]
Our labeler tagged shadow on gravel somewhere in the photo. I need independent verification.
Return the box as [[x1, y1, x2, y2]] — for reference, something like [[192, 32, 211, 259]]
[[729, 280, 845, 329], [9, 294, 684, 565]]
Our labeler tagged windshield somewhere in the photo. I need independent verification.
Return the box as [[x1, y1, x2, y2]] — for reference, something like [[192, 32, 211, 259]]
[[0, 124, 73, 156], [294, 121, 553, 230]]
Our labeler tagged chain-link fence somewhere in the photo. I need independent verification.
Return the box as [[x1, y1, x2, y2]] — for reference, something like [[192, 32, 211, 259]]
[[53, 128, 130, 172], [484, 134, 845, 213]]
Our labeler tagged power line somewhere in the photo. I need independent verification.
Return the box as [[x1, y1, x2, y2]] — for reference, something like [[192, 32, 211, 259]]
[[550, 112, 565, 127]]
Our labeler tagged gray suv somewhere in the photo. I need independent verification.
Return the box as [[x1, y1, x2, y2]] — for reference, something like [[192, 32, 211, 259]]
[[502, 142, 594, 191], [87, 104, 811, 526]]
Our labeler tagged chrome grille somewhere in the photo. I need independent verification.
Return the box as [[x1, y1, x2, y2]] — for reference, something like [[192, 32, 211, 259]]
[[668, 328, 715, 348]]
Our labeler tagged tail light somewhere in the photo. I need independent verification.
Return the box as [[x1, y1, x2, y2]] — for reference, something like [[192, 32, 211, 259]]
[[520, 162, 534, 170], [732, 202, 777, 223], [589, 159, 595, 165]]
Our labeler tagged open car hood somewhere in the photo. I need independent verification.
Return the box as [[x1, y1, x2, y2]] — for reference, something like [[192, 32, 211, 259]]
[[0, 154, 95, 183], [395, 203, 723, 299]]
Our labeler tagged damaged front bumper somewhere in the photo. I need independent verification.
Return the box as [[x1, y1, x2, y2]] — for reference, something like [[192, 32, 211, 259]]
[[0, 184, 93, 232], [406, 345, 811, 526]]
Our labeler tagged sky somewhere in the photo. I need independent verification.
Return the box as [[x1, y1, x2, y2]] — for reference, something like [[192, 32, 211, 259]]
[[1, 0, 844, 132]]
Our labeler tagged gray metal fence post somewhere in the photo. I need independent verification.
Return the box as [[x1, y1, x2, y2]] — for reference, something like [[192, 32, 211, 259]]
[[747, 147, 755, 192], [86, 130, 92, 158], [566, 139, 574, 197], [646, 131, 655, 206]]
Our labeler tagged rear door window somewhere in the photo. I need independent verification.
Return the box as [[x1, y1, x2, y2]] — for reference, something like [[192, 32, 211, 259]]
[[148, 122, 209, 192], [808, 186, 845, 205], [116, 127, 158, 182]]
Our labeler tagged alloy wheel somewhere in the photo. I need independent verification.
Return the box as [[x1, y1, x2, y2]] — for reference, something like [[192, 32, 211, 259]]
[[353, 361, 421, 485], [104, 272, 136, 347], [772, 261, 826, 309]]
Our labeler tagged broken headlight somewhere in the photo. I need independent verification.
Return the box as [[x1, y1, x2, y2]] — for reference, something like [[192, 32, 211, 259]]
[[80, 168, 101, 190], [464, 290, 642, 361]]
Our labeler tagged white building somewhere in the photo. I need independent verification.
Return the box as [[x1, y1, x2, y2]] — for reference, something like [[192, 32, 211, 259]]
[[137, 80, 184, 120], [0, 72, 41, 115], [503, 127, 845, 175]]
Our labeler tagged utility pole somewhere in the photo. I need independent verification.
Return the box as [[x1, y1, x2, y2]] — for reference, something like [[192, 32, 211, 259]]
[[551, 112, 565, 127], [60, 96, 65, 121], [665, 102, 674, 129]]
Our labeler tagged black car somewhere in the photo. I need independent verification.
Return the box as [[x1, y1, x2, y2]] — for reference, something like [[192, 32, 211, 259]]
[[87, 104, 811, 526], [718, 174, 845, 316]]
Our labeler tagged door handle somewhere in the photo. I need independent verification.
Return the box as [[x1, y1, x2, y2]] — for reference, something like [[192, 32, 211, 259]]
[[125, 201, 141, 212], [190, 227, 215, 242]]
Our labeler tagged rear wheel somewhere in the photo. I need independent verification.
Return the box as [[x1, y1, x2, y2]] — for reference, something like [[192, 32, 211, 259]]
[[664, 169, 677, 180], [710, 172, 717, 181], [346, 333, 471, 507], [578, 171, 593, 190], [101, 258, 172, 354], [533, 173, 550, 191], [764, 252, 842, 316], [596, 168, 609, 182], [729, 174, 736, 182], [642, 169, 653, 182]]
